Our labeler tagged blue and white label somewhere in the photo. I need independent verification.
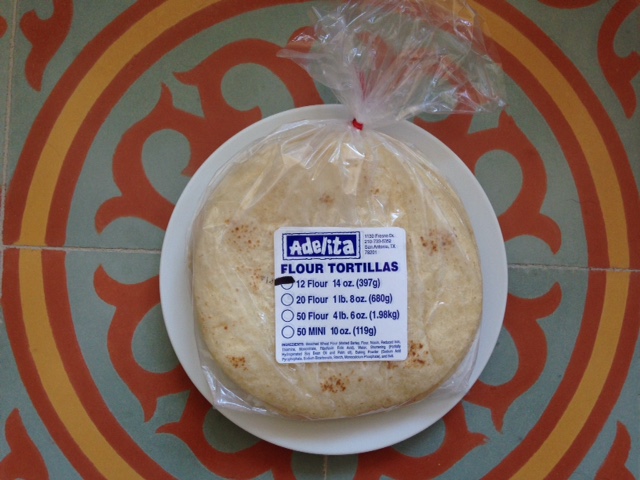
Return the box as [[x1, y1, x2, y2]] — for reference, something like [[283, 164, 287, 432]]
[[274, 227, 408, 364], [282, 231, 360, 260]]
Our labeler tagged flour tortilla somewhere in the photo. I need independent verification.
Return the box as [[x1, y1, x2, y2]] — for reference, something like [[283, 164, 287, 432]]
[[192, 122, 482, 419]]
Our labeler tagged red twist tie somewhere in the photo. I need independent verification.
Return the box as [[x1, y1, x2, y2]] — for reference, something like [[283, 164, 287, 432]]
[[352, 119, 364, 130]]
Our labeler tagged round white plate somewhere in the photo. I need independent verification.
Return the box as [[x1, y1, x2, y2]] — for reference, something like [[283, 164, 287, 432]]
[[160, 105, 508, 455]]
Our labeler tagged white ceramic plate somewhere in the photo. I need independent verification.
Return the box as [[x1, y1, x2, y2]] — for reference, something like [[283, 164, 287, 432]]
[[160, 105, 508, 455]]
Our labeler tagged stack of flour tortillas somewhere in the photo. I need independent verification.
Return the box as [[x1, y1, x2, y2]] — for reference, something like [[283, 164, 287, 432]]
[[192, 124, 482, 418], [191, 0, 504, 419]]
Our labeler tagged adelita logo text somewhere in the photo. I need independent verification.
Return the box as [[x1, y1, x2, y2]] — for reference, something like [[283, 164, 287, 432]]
[[283, 232, 360, 260]]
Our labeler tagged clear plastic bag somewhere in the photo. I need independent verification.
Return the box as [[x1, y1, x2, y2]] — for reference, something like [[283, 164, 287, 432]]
[[191, 0, 504, 419], [279, 0, 505, 127]]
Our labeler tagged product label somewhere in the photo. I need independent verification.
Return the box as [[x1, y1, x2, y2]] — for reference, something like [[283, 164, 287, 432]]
[[274, 227, 408, 364]]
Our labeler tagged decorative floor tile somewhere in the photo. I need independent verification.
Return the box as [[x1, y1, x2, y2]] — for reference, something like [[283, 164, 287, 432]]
[[1, 1, 638, 479]]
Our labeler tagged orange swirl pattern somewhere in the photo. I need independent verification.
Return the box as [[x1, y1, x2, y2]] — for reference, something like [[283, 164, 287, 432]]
[[1, 0, 638, 478]]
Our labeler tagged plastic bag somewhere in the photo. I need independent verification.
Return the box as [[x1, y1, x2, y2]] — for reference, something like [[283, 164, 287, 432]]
[[279, 0, 505, 127], [191, 0, 504, 419]]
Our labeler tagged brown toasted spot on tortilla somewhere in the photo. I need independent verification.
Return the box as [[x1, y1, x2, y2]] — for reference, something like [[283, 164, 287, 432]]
[[319, 193, 334, 204], [408, 341, 428, 367], [321, 375, 347, 393], [227, 356, 247, 370]]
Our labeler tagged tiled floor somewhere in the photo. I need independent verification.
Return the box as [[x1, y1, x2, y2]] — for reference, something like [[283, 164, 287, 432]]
[[1, 0, 638, 479]]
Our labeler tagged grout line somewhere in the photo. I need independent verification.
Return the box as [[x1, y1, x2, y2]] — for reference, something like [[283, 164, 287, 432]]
[[2, 244, 639, 271], [323, 455, 329, 479], [1, 0, 17, 213], [508, 263, 640, 273], [7, 245, 162, 255], [1, 0, 20, 299]]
